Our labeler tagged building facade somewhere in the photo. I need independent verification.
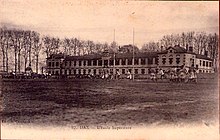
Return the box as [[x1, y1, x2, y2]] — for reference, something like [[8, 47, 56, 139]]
[[46, 46, 214, 77], [157, 46, 213, 73]]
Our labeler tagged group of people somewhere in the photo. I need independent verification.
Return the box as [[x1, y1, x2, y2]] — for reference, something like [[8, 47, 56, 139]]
[[92, 69, 120, 80], [149, 67, 198, 83], [89, 69, 131, 80], [87, 67, 198, 83]]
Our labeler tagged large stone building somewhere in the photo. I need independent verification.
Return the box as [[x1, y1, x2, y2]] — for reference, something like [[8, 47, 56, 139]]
[[157, 46, 213, 73], [46, 45, 214, 77]]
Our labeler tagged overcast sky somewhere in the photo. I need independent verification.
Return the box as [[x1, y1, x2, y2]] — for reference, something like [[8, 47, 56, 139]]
[[0, 0, 219, 47]]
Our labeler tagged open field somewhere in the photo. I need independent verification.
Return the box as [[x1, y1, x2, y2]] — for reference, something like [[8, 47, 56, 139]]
[[0, 75, 218, 127]]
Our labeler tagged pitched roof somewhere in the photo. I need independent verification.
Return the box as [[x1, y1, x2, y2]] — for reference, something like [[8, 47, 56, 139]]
[[158, 45, 195, 54], [172, 46, 187, 53], [116, 52, 157, 59], [196, 54, 213, 61], [65, 54, 102, 60], [63, 52, 158, 61], [46, 53, 64, 59]]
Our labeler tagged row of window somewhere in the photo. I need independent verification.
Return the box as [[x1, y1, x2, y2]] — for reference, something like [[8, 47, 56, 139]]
[[48, 58, 213, 68], [199, 60, 212, 67], [199, 70, 213, 73], [162, 58, 181, 65], [48, 61, 59, 67], [48, 68, 152, 75], [48, 58, 158, 68], [162, 54, 181, 58], [48, 70, 60, 75], [48, 68, 214, 75], [117, 68, 147, 74]]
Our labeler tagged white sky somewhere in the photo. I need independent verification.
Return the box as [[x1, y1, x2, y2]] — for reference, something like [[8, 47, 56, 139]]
[[0, 0, 219, 47]]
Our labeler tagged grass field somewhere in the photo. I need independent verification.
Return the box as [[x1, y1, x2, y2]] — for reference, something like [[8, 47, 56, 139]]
[[0, 76, 218, 127]]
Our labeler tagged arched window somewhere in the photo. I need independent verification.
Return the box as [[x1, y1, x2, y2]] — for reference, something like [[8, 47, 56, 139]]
[[176, 55, 180, 64], [162, 55, 166, 65], [169, 55, 173, 64]]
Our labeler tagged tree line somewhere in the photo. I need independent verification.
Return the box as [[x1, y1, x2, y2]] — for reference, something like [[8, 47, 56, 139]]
[[42, 36, 119, 58], [0, 27, 120, 74], [0, 28, 42, 74], [141, 32, 219, 70], [0, 27, 218, 74]]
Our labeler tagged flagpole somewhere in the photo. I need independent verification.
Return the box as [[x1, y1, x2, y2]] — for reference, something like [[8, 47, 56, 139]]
[[114, 29, 115, 42], [132, 28, 135, 81]]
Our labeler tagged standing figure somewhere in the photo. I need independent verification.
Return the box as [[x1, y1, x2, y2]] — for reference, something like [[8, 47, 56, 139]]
[[158, 69, 165, 80], [127, 70, 132, 80], [150, 68, 157, 82], [188, 68, 197, 83], [116, 70, 121, 80], [105, 69, 109, 79], [178, 68, 187, 82], [110, 71, 114, 80], [169, 68, 175, 82]]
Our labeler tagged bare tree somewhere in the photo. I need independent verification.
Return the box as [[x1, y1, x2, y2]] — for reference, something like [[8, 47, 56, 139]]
[[4, 29, 12, 72], [95, 42, 104, 54], [62, 38, 71, 55], [109, 41, 119, 53], [26, 30, 32, 67], [22, 31, 30, 71], [70, 38, 80, 56], [79, 40, 86, 55], [119, 44, 139, 53], [77, 40, 84, 56], [42, 36, 60, 58], [103, 42, 109, 51], [207, 33, 219, 71], [17, 30, 24, 73], [142, 41, 159, 52], [11, 30, 18, 74], [52, 37, 60, 54], [32, 32, 42, 73], [0, 28, 6, 71], [83, 40, 92, 55], [88, 40, 95, 54], [193, 32, 208, 54]]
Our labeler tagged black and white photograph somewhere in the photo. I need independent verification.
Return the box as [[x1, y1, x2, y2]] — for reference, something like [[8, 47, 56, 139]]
[[0, 0, 219, 139]]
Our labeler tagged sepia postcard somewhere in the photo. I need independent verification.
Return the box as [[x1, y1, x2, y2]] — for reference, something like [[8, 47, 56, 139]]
[[0, 0, 219, 139]]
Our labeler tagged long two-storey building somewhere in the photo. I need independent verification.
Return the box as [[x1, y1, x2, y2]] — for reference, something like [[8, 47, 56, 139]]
[[46, 45, 214, 78]]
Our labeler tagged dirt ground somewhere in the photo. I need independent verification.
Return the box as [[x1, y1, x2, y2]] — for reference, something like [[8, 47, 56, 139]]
[[0, 76, 218, 127]]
